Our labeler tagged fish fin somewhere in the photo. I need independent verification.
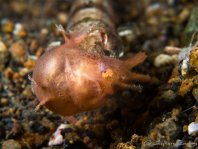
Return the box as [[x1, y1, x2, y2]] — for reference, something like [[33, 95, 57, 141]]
[[55, 24, 70, 43], [124, 52, 147, 69], [128, 72, 159, 83]]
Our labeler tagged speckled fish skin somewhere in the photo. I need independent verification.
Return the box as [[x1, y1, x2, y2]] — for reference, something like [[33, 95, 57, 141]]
[[67, 0, 123, 57]]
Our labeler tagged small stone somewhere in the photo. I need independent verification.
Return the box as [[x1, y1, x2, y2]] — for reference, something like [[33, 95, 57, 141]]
[[10, 1, 27, 14], [171, 107, 181, 118], [174, 139, 184, 149], [4, 68, 13, 80], [22, 85, 33, 98], [2, 139, 21, 149], [30, 39, 39, 51], [12, 72, 23, 82], [117, 143, 135, 149], [1, 19, 14, 33], [188, 122, 198, 135], [0, 41, 9, 66], [161, 90, 177, 101], [57, 12, 68, 24], [48, 41, 61, 47], [13, 23, 27, 38], [149, 130, 158, 140], [178, 8, 190, 23], [40, 28, 49, 35], [83, 136, 91, 144], [23, 59, 36, 70], [192, 88, 198, 102], [147, 17, 158, 26], [146, 3, 162, 17], [10, 41, 27, 63], [35, 47, 44, 57], [19, 68, 29, 77], [131, 134, 142, 144], [154, 54, 177, 67], [0, 98, 8, 106], [183, 125, 188, 133], [48, 124, 72, 146], [0, 41, 7, 53]]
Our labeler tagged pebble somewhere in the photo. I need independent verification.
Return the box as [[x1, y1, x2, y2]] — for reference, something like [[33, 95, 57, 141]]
[[192, 88, 198, 102], [178, 8, 190, 23], [194, 76, 198, 86], [10, 1, 27, 14], [154, 54, 178, 67], [0, 41, 7, 52], [146, 3, 162, 17], [117, 142, 135, 149], [161, 90, 177, 101], [48, 41, 61, 47], [174, 139, 184, 149], [40, 28, 49, 35], [183, 125, 188, 133], [1, 19, 14, 33], [19, 68, 29, 77], [48, 124, 73, 146], [9, 41, 27, 63], [0, 41, 9, 66], [57, 12, 68, 24], [0, 98, 8, 106], [2, 139, 22, 149], [22, 85, 33, 98], [188, 122, 198, 135], [13, 23, 27, 38], [30, 39, 38, 51], [12, 72, 23, 82], [4, 67, 13, 80], [23, 59, 36, 70]]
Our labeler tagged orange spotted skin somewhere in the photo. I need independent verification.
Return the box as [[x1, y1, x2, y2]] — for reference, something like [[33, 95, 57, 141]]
[[32, 0, 154, 116]]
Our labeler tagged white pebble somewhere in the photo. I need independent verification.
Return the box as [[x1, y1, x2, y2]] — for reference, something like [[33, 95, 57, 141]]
[[48, 124, 74, 146], [188, 122, 198, 135], [13, 23, 24, 35], [48, 41, 61, 47], [181, 59, 188, 76], [154, 54, 177, 67], [40, 28, 49, 35]]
